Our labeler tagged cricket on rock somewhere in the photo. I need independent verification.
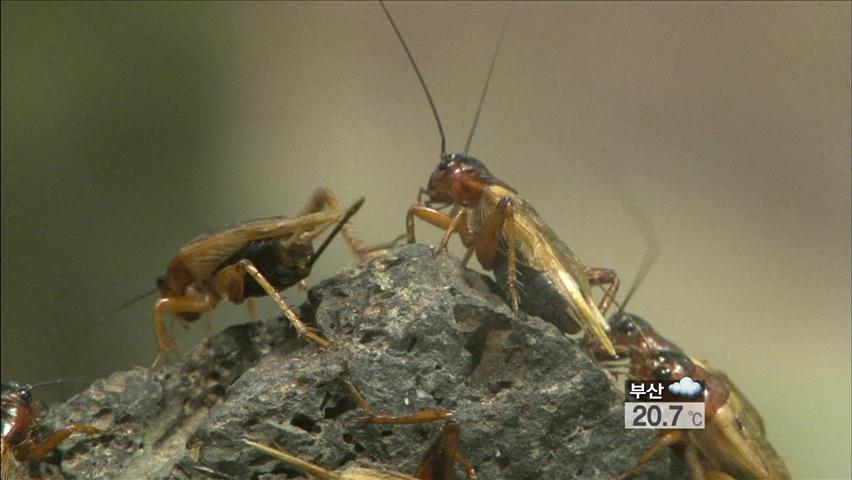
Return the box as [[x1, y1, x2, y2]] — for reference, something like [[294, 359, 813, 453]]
[[150, 189, 368, 368], [378, 1, 621, 357]]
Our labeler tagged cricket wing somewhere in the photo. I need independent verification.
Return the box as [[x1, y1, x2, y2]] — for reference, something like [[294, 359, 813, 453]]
[[696, 362, 766, 436], [693, 404, 790, 480], [505, 200, 615, 355], [177, 210, 343, 280]]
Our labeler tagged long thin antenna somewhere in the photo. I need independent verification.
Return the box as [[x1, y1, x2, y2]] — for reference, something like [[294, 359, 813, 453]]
[[30, 379, 85, 390], [463, 4, 514, 157], [599, 174, 661, 314], [304, 198, 365, 270], [379, 1, 447, 157], [94, 287, 159, 331], [616, 184, 660, 313]]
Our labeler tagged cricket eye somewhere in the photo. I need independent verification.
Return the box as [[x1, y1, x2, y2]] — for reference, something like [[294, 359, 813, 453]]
[[616, 318, 637, 334], [652, 364, 673, 380]]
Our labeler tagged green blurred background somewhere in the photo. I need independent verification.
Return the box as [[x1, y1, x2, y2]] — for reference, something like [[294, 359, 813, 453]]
[[2, 2, 849, 478]]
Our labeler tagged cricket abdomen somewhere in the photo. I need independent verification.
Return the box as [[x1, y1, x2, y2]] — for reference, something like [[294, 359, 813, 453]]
[[218, 239, 312, 298], [493, 254, 584, 338]]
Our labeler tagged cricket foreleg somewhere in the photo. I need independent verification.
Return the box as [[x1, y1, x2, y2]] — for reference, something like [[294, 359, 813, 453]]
[[152, 295, 217, 368], [16, 423, 104, 462], [406, 205, 473, 248], [613, 429, 685, 480]]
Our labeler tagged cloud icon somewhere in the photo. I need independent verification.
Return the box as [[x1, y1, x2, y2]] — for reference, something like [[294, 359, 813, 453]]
[[668, 376, 703, 398]]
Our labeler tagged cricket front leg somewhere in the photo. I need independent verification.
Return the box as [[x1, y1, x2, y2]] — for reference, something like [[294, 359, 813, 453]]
[[16, 423, 105, 462], [406, 205, 473, 253], [215, 260, 332, 349], [613, 429, 685, 480], [474, 197, 520, 312], [152, 294, 218, 368], [586, 267, 620, 316]]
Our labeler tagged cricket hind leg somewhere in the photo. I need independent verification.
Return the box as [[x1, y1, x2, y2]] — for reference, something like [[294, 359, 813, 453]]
[[214, 260, 331, 349], [300, 187, 393, 260], [586, 266, 620, 316]]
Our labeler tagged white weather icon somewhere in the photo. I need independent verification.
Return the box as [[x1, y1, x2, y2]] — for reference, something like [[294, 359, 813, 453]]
[[667, 377, 703, 398]]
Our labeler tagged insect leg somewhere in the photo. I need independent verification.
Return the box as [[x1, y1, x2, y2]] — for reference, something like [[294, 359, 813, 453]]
[[414, 421, 469, 480], [245, 298, 258, 321], [586, 267, 620, 316], [614, 429, 685, 480], [434, 209, 467, 257], [344, 377, 474, 479], [152, 295, 218, 368], [217, 260, 332, 349], [15, 423, 104, 462], [406, 205, 473, 247], [243, 440, 339, 480], [343, 379, 453, 425], [461, 246, 475, 267], [473, 197, 520, 312], [300, 188, 380, 260], [454, 450, 478, 480]]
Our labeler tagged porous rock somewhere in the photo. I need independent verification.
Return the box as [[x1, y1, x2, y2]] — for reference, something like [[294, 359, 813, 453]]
[[37, 244, 687, 479]]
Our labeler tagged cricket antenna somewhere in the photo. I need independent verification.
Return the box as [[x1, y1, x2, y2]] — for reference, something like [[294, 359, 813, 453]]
[[604, 175, 661, 315], [30, 379, 85, 390], [463, 5, 514, 158], [379, 0, 447, 157], [93, 287, 159, 331], [305, 197, 365, 270]]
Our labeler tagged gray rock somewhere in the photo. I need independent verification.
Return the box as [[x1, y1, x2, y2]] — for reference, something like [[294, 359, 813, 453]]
[[36, 244, 687, 479]]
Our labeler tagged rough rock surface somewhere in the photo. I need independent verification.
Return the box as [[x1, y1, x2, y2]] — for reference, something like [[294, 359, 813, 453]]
[[34, 245, 687, 479]]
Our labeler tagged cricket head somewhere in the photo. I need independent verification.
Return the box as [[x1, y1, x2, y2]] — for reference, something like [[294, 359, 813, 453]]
[[608, 312, 683, 359], [645, 350, 696, 382], [1, 381, 32, 408], [425, 153, 499, 207]]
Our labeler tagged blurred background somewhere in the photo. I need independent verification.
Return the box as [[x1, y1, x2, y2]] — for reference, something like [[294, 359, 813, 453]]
[[2, 2, 849, 478]]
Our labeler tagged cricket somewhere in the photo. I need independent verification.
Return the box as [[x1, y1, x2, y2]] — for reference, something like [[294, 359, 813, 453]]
[[151, 188, 365, 367], [1, 381, 104, 480], [379, 1, 621, 357]]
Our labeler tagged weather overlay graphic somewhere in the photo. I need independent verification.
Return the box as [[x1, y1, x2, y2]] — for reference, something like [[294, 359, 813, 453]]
[[624, 377, 706, 429]]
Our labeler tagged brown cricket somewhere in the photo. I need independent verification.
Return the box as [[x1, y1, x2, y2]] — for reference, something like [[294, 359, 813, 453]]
[[1, 381, 104, 480], [379, 1, 620, 357], [597, 312, 791, 480], [151, 188, 366, 367]]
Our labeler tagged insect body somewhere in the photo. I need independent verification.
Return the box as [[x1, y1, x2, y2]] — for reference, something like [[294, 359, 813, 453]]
[[599, 312, 791, 480], [379, 2, 619, 356], [152, 188, 364, 367], [1, 381, 104, 480]]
